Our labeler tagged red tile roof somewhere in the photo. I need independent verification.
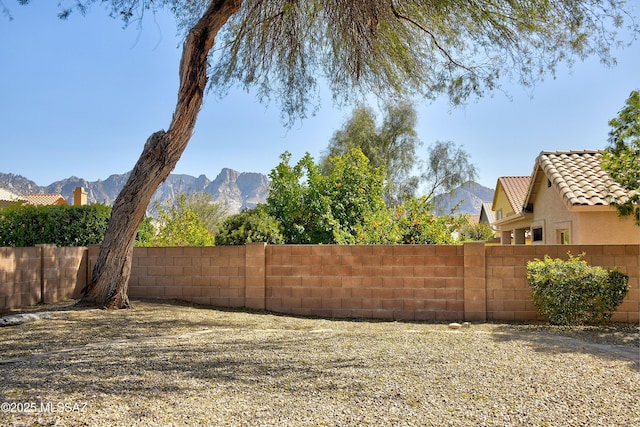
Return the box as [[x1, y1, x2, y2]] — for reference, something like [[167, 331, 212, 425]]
[[534, 150, 629, 207], [497, 176, 531, 214], [17, 194, 67, 206], [0, 188, 22, 202]]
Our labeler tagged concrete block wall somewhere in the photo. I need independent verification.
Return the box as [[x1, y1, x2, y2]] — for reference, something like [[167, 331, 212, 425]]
[[41, 246, 88, 303], [0, 247, 41, 311], [126, 246, 247, 308], [0, 245, 87, 312], [3, 243, 638, 323], [265, 244, 465, 321]]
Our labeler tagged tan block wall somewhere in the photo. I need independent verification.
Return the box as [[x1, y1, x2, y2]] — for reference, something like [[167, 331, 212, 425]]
[[486, 244, 640, 322], [0, 247, 41, 311], [3, 243, 638, 324], [127, 246, 246, 308], [1, 246, 87, 312], [265, 245, 464, 321], [41, 246, 88, 303]]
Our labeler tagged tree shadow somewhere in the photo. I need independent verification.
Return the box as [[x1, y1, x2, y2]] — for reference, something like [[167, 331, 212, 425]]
[[490, 323, 639, 370]]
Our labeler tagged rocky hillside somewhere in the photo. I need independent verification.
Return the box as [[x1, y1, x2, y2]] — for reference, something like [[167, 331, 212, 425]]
[[0, 169, 269, 215], [433, 181, 495, 216], [1, 172, 493, 217]]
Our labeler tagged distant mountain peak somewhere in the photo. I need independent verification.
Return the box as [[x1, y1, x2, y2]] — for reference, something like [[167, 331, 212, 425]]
[[0, 169, 269, 215], [433, 181, 495, 215]]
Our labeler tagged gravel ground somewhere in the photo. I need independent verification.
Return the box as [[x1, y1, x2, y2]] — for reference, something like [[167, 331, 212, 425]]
[[0, 300, 638, 427]]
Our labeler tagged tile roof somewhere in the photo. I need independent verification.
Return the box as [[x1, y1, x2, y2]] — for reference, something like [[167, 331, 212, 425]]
[[17, 194, 67, 206], [0, 188, 22, 202], [480, 201, 496, 224], [534, 150, 630, 206], [497, 176, 531, 214]]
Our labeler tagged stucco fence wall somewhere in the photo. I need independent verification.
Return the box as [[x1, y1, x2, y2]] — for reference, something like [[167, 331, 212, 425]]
[[1, 243, 638, 323]]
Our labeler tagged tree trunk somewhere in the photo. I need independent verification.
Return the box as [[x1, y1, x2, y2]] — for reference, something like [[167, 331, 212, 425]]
[[80, 0, 241, 308]]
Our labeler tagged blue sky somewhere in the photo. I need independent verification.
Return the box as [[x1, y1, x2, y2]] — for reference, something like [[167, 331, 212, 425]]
[[1, 2, 639, 190]]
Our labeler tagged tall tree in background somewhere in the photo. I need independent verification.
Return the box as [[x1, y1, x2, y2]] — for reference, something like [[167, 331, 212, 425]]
[[12, 0, 634, 308], [150, 194, 216, 246], [420, 141, 478, 202], [601, 89, 640, 224], [182, 192, 228, 237], [322, 100, 421, 205]]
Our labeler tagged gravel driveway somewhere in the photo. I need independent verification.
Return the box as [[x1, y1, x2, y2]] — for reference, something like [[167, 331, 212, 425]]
[[1, 300, 638, 426]]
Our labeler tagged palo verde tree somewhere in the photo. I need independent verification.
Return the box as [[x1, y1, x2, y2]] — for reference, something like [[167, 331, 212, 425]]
[[12, 0, 635, 308]]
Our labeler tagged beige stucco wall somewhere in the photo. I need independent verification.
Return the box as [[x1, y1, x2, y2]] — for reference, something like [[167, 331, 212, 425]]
[[573, 210, 640, 244], [529, 177, 640, 244], [493, 184, 515, 219]]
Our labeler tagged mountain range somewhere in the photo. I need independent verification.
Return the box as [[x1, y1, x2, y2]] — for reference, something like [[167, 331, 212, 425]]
[[433, 181, 496, 217], [0, 171, 494, 216], [0, 169, 270, 215]]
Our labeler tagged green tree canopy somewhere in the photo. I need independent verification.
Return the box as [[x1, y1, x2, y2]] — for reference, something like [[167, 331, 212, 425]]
[[601, 89, 640, 224], [181, 192, 228, 236], [420, 140, 478, 202], [149, 194, 215, 246], [356, 196, 468, 245], [322, 100, 421, 205], [267, 149, 386, 244], [216, 204, 284, 245]]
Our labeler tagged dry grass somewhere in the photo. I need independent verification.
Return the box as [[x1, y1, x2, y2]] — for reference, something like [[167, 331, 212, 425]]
[[1, 299, 638, 426]]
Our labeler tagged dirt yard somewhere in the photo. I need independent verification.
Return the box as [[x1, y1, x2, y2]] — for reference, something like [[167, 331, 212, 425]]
[[1, 300, 638, 426]]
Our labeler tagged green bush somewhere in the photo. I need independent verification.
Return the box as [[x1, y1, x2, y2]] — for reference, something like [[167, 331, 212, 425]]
[[216, 205, 284, 245], [0, 203, 151, 247], [526, 253, 629, 325], [147, 195, 215, 247], [0, 203, 112, 247], [460, 221, 495, 241]]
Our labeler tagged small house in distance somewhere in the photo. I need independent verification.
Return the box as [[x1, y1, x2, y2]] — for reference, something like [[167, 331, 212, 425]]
[[0, 186, 88, 208], [492, 150, 639, 245], [490, 176, 531, 244], [0, 188, 23, 209], [17, 193, 67, 206]]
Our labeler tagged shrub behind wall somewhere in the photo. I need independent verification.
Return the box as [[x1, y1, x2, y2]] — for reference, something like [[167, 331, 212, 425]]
[[0, 203, 111, 247]]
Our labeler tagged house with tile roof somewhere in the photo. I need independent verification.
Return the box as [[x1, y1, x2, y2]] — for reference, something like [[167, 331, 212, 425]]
[[492, 150, 639, 245], [489, 176, 531, 244], [479, 201, 496, 228], [17, 193, 67, 206], [1, 187, 87, 208], [0, 188, 25, 208]]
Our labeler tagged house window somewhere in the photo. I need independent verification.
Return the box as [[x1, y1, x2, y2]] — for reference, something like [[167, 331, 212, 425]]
[[532, 227, 543, 242], [558, 229, 570, 245], [496, 209, 503, 220]]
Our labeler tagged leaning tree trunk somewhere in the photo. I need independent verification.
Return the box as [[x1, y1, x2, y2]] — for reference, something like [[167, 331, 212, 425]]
[[80, 0, 241, 308]]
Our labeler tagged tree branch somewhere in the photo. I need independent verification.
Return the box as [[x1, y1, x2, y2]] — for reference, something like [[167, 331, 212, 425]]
[[389, 2, 474, 74]]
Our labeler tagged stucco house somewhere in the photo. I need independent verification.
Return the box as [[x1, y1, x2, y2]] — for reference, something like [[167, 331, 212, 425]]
[[478, 201, 496, 230], [16, 193, 67, 206], [0, 187, 87, 208], [492, 150, 639, 245], [0, 188, 24, 209]]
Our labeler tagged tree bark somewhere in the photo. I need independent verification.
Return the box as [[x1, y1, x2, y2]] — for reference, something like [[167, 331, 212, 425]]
[[80, 0, 241, 308]]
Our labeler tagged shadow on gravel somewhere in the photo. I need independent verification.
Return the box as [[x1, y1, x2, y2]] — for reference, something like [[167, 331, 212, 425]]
[[490, 324, 640, 370]]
